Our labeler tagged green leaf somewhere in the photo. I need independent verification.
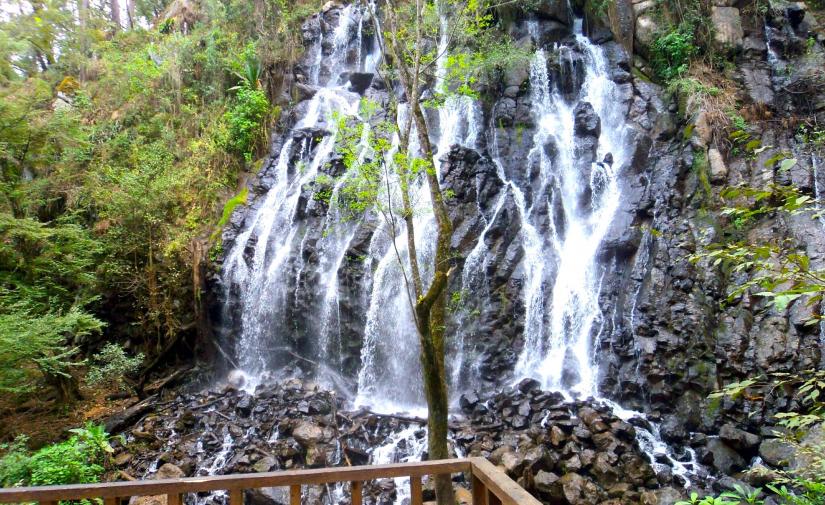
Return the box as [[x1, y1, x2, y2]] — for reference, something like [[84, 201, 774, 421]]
[[778, 158, 797, 172]]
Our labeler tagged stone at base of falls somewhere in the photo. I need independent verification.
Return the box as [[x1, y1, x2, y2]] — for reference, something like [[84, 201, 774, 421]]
[[718, 423, 760, 454], [128, 465, 185, 505], [516, 377, 541, 394], [246, 487, 291, 505], [459, 391, 480, 409], [700, 439, 746, 475], [345, 72, 373, 94], [550, 473, 603, 504], [291, 420, 325, 446]]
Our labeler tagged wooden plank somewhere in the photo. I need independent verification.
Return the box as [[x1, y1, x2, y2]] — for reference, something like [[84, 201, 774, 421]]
[[0, 459, 472, 503], [409, 475, 423, 505], [103, 497, 119, 505], [350, 482, 362, 505], [487, 489, 502, 505], [290, 484, 301, 505], [229, 489, 243, 505], [468, 458, 541, 505], [471, 474, 486, 505], [167, 493, 182, 505]]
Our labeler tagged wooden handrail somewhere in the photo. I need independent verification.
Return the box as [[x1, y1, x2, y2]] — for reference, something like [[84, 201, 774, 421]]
[[0, 457, 542, 505]]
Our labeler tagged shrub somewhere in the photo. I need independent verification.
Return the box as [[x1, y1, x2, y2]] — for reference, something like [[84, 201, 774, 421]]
[[28, 440, 104, 486], [223, 86, 269, 161], [0, 424, 113, 488], [0, 436, 32, 487], [86, 343, 144, 390], [651, 27, 698, 82]]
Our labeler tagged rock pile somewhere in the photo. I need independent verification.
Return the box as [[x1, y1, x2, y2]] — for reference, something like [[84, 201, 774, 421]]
[[108, 378, 707, 505]]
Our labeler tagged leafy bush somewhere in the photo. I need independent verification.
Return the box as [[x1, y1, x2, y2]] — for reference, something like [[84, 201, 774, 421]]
[[0, 307, 103, 395], [223, 86, 269, 161], [28, 439, 104, 486], [0, 436, 32, 487], [86, 343, 144, 389], [0, 424, 113, 487], [651, 27, 698, 82]]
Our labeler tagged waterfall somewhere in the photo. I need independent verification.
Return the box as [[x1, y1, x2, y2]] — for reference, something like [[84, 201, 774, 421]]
[[223, 5, 375, 391], [512, 26, 625, 397], [352, 12, 481, 413]]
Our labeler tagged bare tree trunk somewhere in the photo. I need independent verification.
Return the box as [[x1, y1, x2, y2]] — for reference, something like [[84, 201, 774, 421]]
[[126, 0, 136, 29], [44, 371, 82, 403], [110, 0, 121, 31], [78, 0, 89, 80]]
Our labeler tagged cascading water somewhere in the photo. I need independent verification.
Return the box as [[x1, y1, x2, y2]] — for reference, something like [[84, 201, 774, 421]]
[[221, 0, 701, 487], [813, 153, 825, 367], [369, 425, 428, 505], [352, 12, 482, 413], [224, 5, 377, 392], [511, 23, 624, 398]]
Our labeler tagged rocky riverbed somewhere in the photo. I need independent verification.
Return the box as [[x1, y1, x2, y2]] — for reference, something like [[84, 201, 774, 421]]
[[106, 376, 811, 505]]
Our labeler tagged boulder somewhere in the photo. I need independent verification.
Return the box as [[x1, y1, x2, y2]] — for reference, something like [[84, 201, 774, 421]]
[[253, 456, 278, 473], [535, 0, 573, 25], [574, 102, 601, 137], [792, 423, 825, 473], [459, 392, 480, 410], [534, 470, 560, 493], [292, 421, 324, 447], [634, 12, 657, 57], [708, 148, 728, 183], [347, 72, 373, 94], [705, 438, 746, 474], [719, 423, 761, 453], [550, 473, 603, 505], [711, 7, 744, 50], [128, 465, 185, 505]]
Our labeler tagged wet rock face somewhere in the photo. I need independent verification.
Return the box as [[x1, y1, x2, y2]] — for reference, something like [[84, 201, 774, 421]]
[[111, 379, 671, 505]]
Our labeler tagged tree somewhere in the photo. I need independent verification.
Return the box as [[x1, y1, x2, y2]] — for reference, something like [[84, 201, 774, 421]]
[[333, 1, 525, 503], [111, 0, 122, 31], [0, 214, 104, 401]]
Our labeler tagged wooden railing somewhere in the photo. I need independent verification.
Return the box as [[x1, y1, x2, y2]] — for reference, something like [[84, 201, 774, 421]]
[[0, 458, 541, 505]]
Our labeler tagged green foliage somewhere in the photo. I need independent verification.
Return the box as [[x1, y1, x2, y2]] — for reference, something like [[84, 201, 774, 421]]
[[0, 308, 102, 395], [223, 86, 270, 161], [0, 0, 325, 374], [28, 442, 103, 487], [651, 27, 698, 82], [677, 480, 825, 505], [0, 424, 114, 488], [0, 213, 104, 396], [0, 436, 32, 487], [86, 343, 144, 390], [767, 480, 825, 505], [797, 123, 825, 148], [216, 187, 250, 230], [691, 183, 824, 320], [676, 486, 756, 505]]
